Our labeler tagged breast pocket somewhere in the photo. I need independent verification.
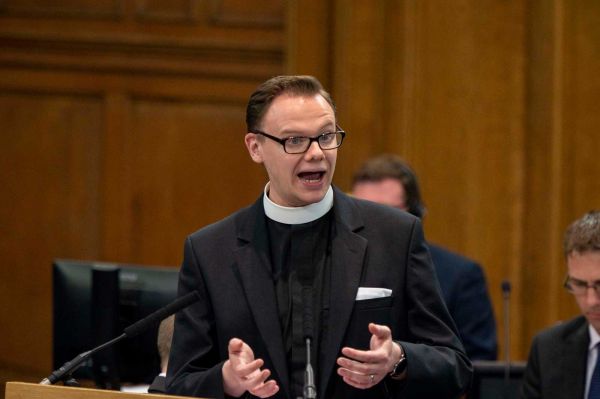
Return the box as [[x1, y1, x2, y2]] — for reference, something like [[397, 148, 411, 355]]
[[344, 296, 394, 350]]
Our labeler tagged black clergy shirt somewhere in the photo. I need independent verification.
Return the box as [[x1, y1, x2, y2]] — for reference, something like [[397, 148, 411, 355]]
[[266, 211, 333, 398]]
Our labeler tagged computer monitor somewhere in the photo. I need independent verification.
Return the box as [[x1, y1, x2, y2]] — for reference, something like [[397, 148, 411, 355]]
[[468, 360, 526, 399], [52, 259, 179, 389]]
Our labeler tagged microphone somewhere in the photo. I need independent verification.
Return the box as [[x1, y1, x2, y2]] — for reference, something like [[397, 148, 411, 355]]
[[501, 280, 512, 398], [301, 286, 317, 399], [41, 290, 200, 385], [296, 261, 316, 399]]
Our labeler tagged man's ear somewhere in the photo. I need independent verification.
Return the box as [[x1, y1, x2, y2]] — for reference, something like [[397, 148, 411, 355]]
[[245, 133, 263, 164]]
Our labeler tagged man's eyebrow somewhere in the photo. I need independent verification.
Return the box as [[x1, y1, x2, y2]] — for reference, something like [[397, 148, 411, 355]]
[[280, 123, 336, 136], [569, 276, 600, 284]]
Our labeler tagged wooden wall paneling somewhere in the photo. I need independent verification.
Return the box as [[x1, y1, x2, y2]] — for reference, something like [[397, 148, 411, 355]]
[[330, 0, 389, 190], [521, 0, 583, 360], [0, 91, 104, 372], [0, 35, 283, 80], [285, 0, 333, 87], [0, 1, 284, 80], [0, 0, 285, 381], [555, 0, 600, 323], [0, 0, 123, 19], [289, 0, 531, 360], [382, 0, 414, 158], [135, 0, 200, 23], [209, 0, 283, 27], [124, 96, 266, 266], [521, 0, 600, 359], [568, 0, 600, 219], [521, 0, 559, 360], [0, 68, 267, 103], [101, 91, 134, 263], [395, 0, 526, 360]]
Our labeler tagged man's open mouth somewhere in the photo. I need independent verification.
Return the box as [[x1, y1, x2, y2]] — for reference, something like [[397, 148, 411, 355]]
[[298, 171, 325, 183]]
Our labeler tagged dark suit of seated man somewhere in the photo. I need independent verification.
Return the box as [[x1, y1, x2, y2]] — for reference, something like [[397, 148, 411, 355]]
[[352, 154, 497, 361], [166, 76, 472, 399], [520, 210, 600, 399]]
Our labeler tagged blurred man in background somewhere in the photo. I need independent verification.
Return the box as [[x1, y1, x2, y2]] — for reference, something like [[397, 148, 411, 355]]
[[520, 210, 600, 399], [352, 154, 497, 361]]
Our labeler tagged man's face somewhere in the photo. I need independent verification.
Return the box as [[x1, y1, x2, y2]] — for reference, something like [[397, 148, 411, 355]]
[[567, 251, 600, 333], [351, 178, 407, 210], [245, 93, 337, 207]]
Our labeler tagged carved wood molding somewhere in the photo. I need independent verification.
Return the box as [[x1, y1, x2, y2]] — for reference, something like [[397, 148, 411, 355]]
[[0, 0, 123, 19], [0, 31, 283, 78]]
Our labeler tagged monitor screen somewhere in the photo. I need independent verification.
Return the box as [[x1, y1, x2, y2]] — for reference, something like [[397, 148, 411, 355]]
[[52, 259, 179, 388], [468, 360, 526, 399]]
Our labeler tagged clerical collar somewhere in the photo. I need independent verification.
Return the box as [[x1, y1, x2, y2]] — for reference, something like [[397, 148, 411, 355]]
[[263, 183, 334, 225]]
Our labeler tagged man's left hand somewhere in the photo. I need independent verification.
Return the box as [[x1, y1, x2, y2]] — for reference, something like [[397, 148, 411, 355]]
[[335, 323, 403, 389]]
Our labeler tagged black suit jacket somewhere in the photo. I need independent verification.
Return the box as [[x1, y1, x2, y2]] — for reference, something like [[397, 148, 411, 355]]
[[148, 375, 166, 394], [429, 244, 497, 360], [520, 316, 589, 399], [167, 188, 472, 399]]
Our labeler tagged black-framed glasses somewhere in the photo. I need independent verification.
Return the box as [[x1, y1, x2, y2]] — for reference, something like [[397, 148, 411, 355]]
[[564, 275, 600, 296], [250, 125, 346, 154]]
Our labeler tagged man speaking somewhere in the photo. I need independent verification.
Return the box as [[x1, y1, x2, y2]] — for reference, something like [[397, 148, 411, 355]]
[[166, 75, 471, 398]]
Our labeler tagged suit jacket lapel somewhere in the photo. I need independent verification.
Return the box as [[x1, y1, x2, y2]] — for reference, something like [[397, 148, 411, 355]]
[[233, 199, 290, 398], [562, 318, 589, 399], [318, 190, 367, 398]]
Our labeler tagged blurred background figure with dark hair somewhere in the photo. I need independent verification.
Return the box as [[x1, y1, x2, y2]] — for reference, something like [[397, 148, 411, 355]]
[[352, 154, 497, 361]]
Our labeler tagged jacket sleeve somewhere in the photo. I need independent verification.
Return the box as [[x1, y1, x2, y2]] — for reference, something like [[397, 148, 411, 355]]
[[166, 236, 228, 398], [394, 219, 473, 398], [519, 336, 542, 399]]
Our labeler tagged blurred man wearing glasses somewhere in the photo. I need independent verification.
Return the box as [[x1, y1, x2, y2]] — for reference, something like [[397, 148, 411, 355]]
[[521, 210, 600, 399], [166, 75, 471, 399]]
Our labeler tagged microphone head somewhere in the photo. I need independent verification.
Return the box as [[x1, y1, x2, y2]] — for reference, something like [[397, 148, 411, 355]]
[[501, 280, 512, 293]]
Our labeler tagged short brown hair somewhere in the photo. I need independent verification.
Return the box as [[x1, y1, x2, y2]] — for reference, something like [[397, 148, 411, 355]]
[[563, 210, 600, 257], [246, 75, 335, 131], [157, 315, 175, 371], [352, 154, 426, 218]]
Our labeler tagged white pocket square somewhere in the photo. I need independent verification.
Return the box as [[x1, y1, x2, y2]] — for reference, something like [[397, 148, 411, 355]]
[[355, 287, 392, 301]]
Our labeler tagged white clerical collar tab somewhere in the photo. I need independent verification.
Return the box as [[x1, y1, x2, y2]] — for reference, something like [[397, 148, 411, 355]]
[[263, 183, 334, 225]]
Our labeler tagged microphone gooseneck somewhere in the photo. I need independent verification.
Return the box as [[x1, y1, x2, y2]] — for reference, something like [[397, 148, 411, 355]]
[[41, 334, 125, 385], [301, 286, 316, 399], [296, 257, 317, 399], [501, 280, 512, 399], [41, 290, 200, 385], [303, 337, 317, 399]]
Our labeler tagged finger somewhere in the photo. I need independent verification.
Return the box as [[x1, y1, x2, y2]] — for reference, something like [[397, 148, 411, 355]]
[[228, 338, 246, 355], [337, 367, 373, 390], [244, 367, 270, 384], [336, 356, 374, 375], [228, 338, 258, 368], [340, 346, 385, 364], [249, 379, 280, 398], [368, 323, 392, 339], [233, 358, 265, 378]]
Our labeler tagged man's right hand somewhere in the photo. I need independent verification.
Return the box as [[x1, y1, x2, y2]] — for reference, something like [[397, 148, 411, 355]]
[[222, 338, 280, 398]]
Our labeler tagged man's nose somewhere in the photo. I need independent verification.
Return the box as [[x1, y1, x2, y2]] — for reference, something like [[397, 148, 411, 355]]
[[304, 140, 324, 159], [586, 287, 600, 305]]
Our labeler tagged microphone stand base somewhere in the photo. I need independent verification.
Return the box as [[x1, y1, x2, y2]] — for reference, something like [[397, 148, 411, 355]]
[[63, 377, 81, 387]]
